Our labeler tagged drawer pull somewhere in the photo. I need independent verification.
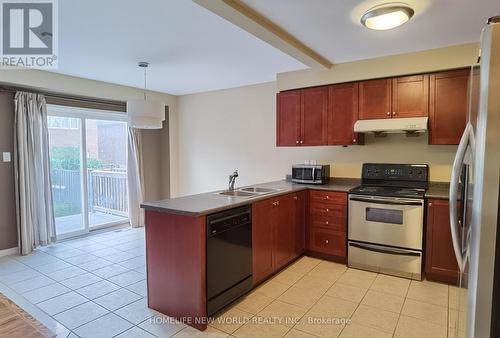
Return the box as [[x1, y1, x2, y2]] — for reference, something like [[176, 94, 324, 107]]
[[326, 208, 329, 212], [326, 196, 329, 199], [325, 221, 329, 225], [325, 240, 329, 244]]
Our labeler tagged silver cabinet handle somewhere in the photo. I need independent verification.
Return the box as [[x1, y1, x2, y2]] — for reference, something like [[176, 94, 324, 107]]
[[387, 112, 391, 116], [296, 140, 299, 144], [325, 221, 329, 225], [353, 139, 356, 143], [325, 240, 329, 244], [392, 111, 396, 116], [300, 140, 304, 144]]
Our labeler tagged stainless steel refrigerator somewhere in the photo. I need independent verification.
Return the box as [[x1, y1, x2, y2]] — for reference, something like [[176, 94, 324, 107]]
[[449, 16, 500, 338]]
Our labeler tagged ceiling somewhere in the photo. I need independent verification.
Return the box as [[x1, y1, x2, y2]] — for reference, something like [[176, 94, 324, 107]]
[[54, 0, 305, 95], [242, 0, 500, 63], [54, 0, 500, 95]]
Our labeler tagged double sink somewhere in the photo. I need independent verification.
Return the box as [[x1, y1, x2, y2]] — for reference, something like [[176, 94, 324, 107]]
[[216, 187, 281, 198]]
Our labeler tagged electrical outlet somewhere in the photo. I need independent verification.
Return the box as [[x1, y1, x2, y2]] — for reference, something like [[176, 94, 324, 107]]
[[3, 152, 11, 162]]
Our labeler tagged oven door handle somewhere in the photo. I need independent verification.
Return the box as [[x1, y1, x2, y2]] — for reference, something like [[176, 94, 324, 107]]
[[349, 242, 421, 257], [349, 197, 422, 206]]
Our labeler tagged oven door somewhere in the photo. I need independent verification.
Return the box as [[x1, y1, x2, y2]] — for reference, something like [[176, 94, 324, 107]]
[[348, 194, 424, 250]]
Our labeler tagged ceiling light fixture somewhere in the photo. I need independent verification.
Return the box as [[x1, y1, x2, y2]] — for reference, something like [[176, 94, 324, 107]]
[[360, 4, 414, 31], [127, 62, 165, 129]]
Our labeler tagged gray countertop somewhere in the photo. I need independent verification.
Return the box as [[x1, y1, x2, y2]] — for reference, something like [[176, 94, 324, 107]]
[[141, 178, 361, 217], [425, 181, 451, 200], [141, 178, 452, 216]]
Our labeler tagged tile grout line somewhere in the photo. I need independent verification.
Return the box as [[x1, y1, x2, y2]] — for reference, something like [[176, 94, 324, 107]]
[[285, 260, 353, 337], [391, 278, 412, 338]]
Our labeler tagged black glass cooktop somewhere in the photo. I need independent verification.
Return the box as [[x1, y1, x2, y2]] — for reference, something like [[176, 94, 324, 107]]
[[349, 185, 426, 199]]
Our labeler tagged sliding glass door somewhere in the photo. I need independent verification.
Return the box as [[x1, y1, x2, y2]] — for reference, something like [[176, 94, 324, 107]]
[[48, 107, 129, 239], [85, 119, 128, 229], [48, 116, 86, 237]]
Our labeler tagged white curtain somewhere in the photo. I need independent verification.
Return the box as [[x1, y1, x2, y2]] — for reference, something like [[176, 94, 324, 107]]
[[127, 128, 145, 228], [14, 92, 56, 255]]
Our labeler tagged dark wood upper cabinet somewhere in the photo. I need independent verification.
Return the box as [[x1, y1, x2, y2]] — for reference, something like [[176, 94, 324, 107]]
[[425, 199, 460, 284], [252, 199, 275, 285], [359, 79, 392, 120], [392, 75, 429, 118], [276, 90, 301, 146], [301, 87, 328, 146], [327, 83, 363, 145], [429, 69, 469, 145]]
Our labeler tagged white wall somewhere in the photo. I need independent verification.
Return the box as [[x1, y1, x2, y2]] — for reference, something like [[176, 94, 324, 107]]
[[176, 81, 457, 197]]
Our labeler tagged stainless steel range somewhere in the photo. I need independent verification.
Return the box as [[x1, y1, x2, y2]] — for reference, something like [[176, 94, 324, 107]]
[[348, 163, 428, 280]]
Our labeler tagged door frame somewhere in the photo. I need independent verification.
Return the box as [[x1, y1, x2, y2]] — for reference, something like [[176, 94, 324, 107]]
[[47, 105, 129, 240]]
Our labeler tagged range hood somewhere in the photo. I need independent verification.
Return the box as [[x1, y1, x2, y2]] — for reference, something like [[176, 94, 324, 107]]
[[354, 117, 428, 134]]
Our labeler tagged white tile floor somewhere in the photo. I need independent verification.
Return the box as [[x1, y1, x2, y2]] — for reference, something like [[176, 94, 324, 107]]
[[0, 228, 465, 338], [0, 227, 181, 338]]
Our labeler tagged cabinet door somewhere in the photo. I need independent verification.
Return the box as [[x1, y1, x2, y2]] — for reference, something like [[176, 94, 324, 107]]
[[359, 79, 392, 120], [277, 91, 301, 146], [392, 75, 429, 118], [309, 228, 346, 257], [292, 191, 307, 257], [425, 199, 459, 282], [327, 83, 363, 145], [429, 69, 469, 145], [273, 195, 295, 270], [301, 87, 328, 146], [252, 199, 275, 284]]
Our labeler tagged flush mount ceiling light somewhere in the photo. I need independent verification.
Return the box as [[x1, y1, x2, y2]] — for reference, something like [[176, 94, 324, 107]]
[[360, 4, 414, 30], [127, 62, 165, 129]]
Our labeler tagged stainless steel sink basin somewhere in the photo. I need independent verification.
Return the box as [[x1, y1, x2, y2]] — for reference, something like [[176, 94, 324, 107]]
[[239, 187, 281, 193], [217, 191, 259, 198]]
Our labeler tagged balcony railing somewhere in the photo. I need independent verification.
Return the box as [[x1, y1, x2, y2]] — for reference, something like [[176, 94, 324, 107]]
[[51, 169, 128, 218]]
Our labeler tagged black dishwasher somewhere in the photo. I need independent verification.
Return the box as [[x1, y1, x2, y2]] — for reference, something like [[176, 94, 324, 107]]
[[206, 205, 252, 316]]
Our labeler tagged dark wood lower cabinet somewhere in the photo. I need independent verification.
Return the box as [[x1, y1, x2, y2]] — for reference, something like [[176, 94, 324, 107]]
[[252, 199, 275, 285], [252, 194, 297, 284], [425, 199, 460, 284], [293, 191, 307, 256], [309, 228, 346, 257], [307, 190, 347, 262], [273, 195, 294, 271]]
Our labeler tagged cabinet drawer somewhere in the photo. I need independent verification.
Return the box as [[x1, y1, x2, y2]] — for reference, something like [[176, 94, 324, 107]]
[[310, 205, 346, 231], [310, 190, 347, 205], [309, 229, 346, 257]]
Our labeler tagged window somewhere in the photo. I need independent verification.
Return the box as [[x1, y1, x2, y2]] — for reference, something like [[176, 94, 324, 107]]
[[48, 116, 79, 129]]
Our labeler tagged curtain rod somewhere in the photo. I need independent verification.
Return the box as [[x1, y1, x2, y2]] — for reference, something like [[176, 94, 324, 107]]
[[0, 82, 127, 112]]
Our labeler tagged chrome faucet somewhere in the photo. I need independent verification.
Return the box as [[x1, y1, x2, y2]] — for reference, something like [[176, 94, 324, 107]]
[[228, 170, 239, 191]]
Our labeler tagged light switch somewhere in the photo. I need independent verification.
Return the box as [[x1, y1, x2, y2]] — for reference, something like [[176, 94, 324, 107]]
[[3, 152, 11, 162]]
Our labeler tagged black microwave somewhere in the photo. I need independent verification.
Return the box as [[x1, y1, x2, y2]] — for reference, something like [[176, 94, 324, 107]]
[[292, 164, 330, 185]]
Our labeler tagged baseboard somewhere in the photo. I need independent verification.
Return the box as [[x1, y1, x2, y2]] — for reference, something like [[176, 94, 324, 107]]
[[0, 247, 19, 257]]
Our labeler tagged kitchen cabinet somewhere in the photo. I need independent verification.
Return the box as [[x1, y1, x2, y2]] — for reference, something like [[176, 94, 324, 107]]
[[392, 75, 429, 118], [276, 87, 327, 146], [292, 191, 307, 256], [425, 199, 460, 284], [307, 190, 347, 260], [252, 194, 295, 284], [301, 87, 328, 146], [327, 83, 364, 145], [429, 69, 469, 145], [276, 90, 301, 146], [359, 79, 392, 120], [359, 76, 428, 120]]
